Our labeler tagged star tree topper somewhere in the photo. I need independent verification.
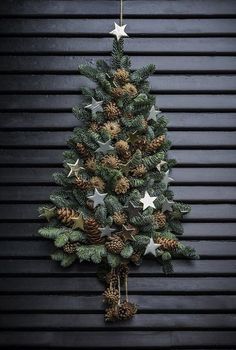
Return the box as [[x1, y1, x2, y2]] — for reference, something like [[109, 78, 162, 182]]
[[87, 188, 107, 208], [85, 97, 103, 116], [67, 159, 84, 178], [109, 22, 128, 41], [144, 237, 161, 257], [140, 191, 157, 210]]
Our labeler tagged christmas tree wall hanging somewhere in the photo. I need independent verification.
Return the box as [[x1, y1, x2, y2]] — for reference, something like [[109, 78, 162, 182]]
[[39, 3, 199, 322]]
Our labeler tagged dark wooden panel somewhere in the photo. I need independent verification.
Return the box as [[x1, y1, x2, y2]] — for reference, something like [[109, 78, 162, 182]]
[[1, 19, 236, 35], [1, 149, 235, 165], [1, 0, 236, 16], [0, 240, 234, 258], [1, 74, 236, 92], [1, 56, 236, 73], [0, 185, 235, 203], [1, 222, 235, 239], [1, 113, 236, 130], [0, 204, 235, 221], [0, 167, 236, 185], [1, 294, 235, 312], [0, 38, 236, 54], [1, 259, 236, 276], [1, 94, 236, 110]]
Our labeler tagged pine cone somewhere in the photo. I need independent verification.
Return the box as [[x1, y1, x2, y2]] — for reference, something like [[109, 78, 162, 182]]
[[115, 140, 129, 154], [114, 68, 129, 85], [102, 121, 121, 138], [131, 165, 147, 178], [89, 176, 105, 191], [155, 237, 179, 251], [115, 177, 130, 194], [101, 154, 120, 169], [89, 122, 100, 132], [105, 271, 118, 287], [86, 199, 94, 211], [118, 264, 129, 280], [113, 211, 127, 226], [57, 208, 78, 227], [134, 137, 147, 151], [104, 102, 120, 120], [76, 143, 90, 159], [105, 306, 119, 322], [75, 176, 91, 190], [84, 218, 104, 244], [120, 150, 132, 162], [112, 86, 124, 98], [118, 301, 137, 321], [153, 211, 166, 228], [105, 235, 125, 254], [122, 83, 138, 97], [147, 135, 165, 153], [130, 251, 142, 265], [103, 287, 119, 305], [85, 157, 97, 172], [63, 242, 78, 254]]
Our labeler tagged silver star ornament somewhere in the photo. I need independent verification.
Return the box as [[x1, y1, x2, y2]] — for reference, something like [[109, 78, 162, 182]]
[[87, 188, 107, 208], [67, 159, 84, 177], [85, 97, 103, 116], [99, 225, 116, 238], [144, 237, 161, 257], [95, 139, 114, 154], [162, 170, 174, 189], [109, 22, 128, 41], [140, 191, 157, 210], [156, 160, 167, 172], [147, 106, 162, 122], [162, 198, 174, 212]]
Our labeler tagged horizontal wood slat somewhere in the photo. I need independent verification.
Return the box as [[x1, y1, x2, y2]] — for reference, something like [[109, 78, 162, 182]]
[[1, 149, 235, 165], [1, 56, 236, 73], [0, 204, 235, 221], [1, 38, 236, 54], [0, 185, 235, 203], [1, 74, 236, 92], [0, 222, 235, 239], [1, 294, 235, 312], [1, 113, 236, 130], [1, 0, 236, 16], [1, 19, 236, 35], [1, 131, 235, 148]]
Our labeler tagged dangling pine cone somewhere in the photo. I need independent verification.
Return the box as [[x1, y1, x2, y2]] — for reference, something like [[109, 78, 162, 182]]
[[153, 211, 166, 228], [85, 157, 97, 172], [130, 251, 142, 265], [115, 140, 129, 154], [118, 301, 137, 321], [155, 237, 179, 251], [122, 83, 138, 97], [102, 121, 121, 138], [112, 86, 124, 98], [57, 208, 78, 227], [75, 176, 91, 190], [105, 235, 125, 254], [113, 211, 127, 226], [131, 165, 147, 178], [101, 154, 120, 169], [63, 242, 78, 254], [114, 68, 130, 85], [103, 286, 119, 305], [105, 306, 119, 322], [147, 135, 165, 153], [118, 264, 129, 280], [104, 102, 120, 120], [89, 176, 105, 192], [105, 271, 118, 287], [84, 218, 104, 244], [115, 177, 130, 194], [76, 143, 90, 159]]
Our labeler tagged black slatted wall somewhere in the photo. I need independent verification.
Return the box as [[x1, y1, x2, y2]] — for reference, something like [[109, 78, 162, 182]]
[[0, 0, 236, 348]]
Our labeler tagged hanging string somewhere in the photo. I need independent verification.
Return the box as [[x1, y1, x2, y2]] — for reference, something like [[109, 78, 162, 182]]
[[125, 274, 129, 302], [120, 0, 123, 26], [118, 274, 121, 306]]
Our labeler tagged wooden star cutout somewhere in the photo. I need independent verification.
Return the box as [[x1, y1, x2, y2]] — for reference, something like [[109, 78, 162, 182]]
[[71, 213, 84, 231], [39, 207, 56, 221]]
